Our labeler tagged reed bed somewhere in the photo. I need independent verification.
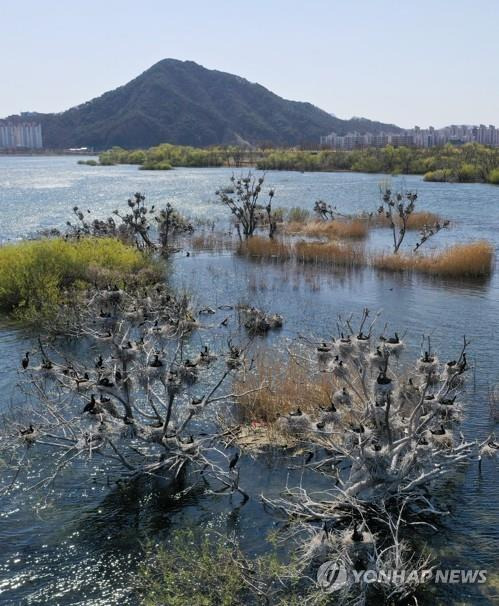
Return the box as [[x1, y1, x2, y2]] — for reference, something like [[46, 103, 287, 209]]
[[285, 218, 369, 239], [234, 354, 336, 425], [372, 241, 494, 277], [295, 240, 366, 267], [238, 236, 292, 260], [238, 235, 493, 279]]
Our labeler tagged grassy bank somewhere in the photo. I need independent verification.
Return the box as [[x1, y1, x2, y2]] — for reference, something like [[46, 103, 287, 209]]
[[0, 237, 160, 320]]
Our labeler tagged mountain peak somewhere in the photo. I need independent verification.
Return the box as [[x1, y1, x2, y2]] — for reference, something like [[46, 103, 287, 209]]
[[5, 60, 400, 149]]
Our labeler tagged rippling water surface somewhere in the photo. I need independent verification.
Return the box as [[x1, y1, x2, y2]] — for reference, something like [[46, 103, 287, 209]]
[[0, 156, 498, 604]]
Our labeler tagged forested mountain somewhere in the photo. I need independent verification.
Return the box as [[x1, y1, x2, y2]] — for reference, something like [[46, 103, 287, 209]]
[[5, 59, 401, 149]]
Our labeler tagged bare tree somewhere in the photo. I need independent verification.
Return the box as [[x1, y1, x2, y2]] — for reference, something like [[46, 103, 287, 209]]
[[216, 173, 275, 240], [378, 187, 449, 254], [236, 310, 494, 603], [67, 193, 193, 252], [377, 188, 418, 253], [1, 284, 255, 502]]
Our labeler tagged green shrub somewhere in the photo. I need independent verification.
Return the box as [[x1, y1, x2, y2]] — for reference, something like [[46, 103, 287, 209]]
[[0, 237, 159, 320], [136, 529, 303, 606], [140, 160, 173, 170], [287, 207, 311, 223], [424, 169, 455, 182], [457, 163, 479, 182], [488, 168, 499, 184]]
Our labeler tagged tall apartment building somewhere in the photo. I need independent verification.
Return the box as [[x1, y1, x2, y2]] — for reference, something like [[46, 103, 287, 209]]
[[0, 122, 43, 149], [320, 124, 499, 149]]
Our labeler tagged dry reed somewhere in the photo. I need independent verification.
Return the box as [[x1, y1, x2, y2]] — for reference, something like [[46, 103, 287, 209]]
[[372, 241, 494, 277], [285, 218, 369, 239], [238, 236, 292, 260], [234, 354, 336, 425], [295, 240, 366, 267]]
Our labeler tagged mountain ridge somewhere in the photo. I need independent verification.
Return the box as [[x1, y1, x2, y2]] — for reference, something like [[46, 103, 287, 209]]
[[3, 59, 402, 149]]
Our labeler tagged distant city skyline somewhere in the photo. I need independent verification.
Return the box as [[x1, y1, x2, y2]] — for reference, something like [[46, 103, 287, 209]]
[[320, 124, 499, 149], [1, 0, 499, 127]]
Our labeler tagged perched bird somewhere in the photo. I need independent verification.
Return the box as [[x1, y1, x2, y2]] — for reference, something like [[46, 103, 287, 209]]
[[439, 396, 456, 406], [351, 525, 363, 542], [229, 451, 240, 470], [150, 354, 163, 368], [83, 394, 97, 414], [20, 424, 34, 435], [304, 451, 314, 464], [386, 333, 400, 344], [316, 421, 326, 430], [95, 355, 104, 369], [21, 352, 30, 370], [430, 424, 446, 436], [351, 424, 365, 434], [98, 377, 114, 388], [289, 408, 303, 417], [376, 373, 391, 386]]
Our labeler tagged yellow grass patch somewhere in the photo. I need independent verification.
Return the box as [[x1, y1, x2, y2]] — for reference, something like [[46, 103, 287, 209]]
[[295, 240, 365, 267], [238, 236, 292, 260], [234, 355, 336, 425], [372, 241, 494, 277], [285, 218, 369, 239]]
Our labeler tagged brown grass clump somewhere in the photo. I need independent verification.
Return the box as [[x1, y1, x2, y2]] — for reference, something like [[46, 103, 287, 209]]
[[368, 211, 443, 230], [372, 241, 494, 277], [285, 218, 369, 239], [295, 240, 366, 267], [234, 355, 336, 425], [238, 236, 292, 260]]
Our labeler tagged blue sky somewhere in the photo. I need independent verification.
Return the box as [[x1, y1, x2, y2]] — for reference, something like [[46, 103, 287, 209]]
[[1, 0, 498, 128]]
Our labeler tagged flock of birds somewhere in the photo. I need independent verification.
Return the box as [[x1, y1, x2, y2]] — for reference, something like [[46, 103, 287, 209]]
[[273, 331, 498, 471]]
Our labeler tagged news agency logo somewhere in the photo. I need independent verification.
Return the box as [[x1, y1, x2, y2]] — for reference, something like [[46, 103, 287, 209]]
[[317, 562, 488, 593], [316, 561, 348, 592]]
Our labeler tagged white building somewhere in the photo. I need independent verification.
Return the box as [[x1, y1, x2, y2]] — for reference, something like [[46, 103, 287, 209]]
[[0, 122, 43, 148]]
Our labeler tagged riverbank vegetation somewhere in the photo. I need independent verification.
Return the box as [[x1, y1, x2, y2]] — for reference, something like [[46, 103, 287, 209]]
[[137, 529, 298, 606], [0, 194, 195, 322], [90, 142, 499, 184], [257, 143, 499, 184], [0, 237, 159, 320], [97, 144, 228, 168]]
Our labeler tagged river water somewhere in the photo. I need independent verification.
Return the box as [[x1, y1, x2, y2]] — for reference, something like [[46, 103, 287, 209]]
[[0, 156, 498, 604]]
